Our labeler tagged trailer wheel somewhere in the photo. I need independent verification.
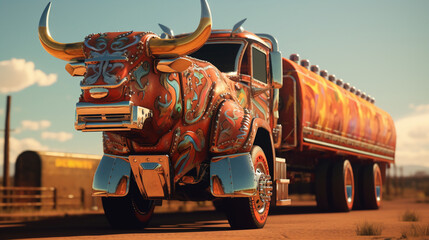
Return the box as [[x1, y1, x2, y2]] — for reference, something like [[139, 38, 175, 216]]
[[352, 163, 363, 210], [315, 161, 330, 211], [331, 160, 354, 212], [102, 179, 155, 229], [362, 163, 382, 209], [224, 146, 271, 229], [212, 199, 226, 212]]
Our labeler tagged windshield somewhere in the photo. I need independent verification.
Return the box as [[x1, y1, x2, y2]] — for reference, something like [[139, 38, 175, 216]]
[[189, 43, 242, 73]]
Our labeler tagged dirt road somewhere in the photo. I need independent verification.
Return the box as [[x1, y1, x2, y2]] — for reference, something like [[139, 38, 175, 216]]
[[1, 198, 428, 240]]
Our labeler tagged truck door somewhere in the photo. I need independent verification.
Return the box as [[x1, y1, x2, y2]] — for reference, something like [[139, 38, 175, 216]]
[[250, 45, 271, 124]]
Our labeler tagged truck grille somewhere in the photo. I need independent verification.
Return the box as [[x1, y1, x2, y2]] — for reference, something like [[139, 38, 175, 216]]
[[75, 101, 152, 132]]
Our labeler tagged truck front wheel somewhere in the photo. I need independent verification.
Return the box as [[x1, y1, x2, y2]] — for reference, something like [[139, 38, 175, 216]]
[[102, 179, 155, 229], [224, 146, 271, 229]]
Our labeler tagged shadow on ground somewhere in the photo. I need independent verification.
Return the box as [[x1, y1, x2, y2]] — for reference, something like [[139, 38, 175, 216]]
[[0, 204, 326, 239], [0, 211, 229, 239]]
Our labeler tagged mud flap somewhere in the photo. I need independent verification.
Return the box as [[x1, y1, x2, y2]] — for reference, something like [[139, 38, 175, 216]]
[[92, 154, 131, 197], [210, 153, 257, 197]]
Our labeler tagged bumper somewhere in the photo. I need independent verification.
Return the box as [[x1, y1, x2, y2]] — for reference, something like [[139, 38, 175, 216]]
[[75, 101, 152, 132]]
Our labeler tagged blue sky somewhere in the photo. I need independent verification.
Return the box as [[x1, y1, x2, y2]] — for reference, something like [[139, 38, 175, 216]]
[[1, 0, 429, 173]]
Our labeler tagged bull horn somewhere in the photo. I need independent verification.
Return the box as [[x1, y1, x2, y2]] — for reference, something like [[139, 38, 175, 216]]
[[38, 2, 84, 62], [149, 0, 212, 58]]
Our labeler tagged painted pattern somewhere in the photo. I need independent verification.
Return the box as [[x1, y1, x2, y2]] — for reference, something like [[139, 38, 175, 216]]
[[280, 59, 396, 161], [210, 100, 252, 154]]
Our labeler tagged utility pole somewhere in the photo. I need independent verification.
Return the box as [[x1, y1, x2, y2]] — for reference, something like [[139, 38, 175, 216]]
[[3, 95, 11, 187]]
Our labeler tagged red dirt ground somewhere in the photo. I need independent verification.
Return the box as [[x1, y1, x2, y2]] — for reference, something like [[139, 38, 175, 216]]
[[0, 198, 428, 240]]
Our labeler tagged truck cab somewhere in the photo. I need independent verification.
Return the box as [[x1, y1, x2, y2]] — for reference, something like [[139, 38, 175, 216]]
[[189, 30, 283, 134]]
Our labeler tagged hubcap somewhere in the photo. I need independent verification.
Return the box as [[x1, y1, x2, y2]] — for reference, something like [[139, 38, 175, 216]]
[[344, 166, 354, 204], [374, 165, 382, 203], [255, 168, 272, 214]]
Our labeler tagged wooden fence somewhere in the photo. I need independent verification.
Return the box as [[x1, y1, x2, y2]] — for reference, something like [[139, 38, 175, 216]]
[[0, 186, 87, 210]]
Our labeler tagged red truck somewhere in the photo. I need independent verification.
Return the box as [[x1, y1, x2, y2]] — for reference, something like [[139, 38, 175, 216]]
[[38, 0, 396, 229]]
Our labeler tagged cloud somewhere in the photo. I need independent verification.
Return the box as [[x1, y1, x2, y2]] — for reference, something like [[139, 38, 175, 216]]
[[0, 58, 57, 93], [15, 120, 51, 133], [395, 104, 429, 167], [0, 137, 49, 166], [41, 131, 73, 142]]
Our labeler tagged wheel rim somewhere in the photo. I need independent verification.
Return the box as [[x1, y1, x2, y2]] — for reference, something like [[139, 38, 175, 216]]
[[251, 152, 271, 223], [344, 161, 354, 209], [374, 164, 382, 205]]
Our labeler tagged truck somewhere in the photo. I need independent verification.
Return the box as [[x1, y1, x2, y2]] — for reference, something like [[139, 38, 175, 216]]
[[38, 0, 396, 229]]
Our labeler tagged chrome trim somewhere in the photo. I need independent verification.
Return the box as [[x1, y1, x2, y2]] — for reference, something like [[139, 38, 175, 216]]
[[276, 199, 292, 206], [232, 18, 247, 34], [129, 155, 171, 199], [273, 157, 290, 206], [303, 137, 395, 161], [159, 23, 175, 39], [256, 34, 283, 88], [80, 77, 128, 90], [270, 51, 283, 88], [92, 154, 131, 197], [210, 153, 257, 197], [256, 33, 279, 52], [75, 101, 153, 132], [235, 43, 245, 73]]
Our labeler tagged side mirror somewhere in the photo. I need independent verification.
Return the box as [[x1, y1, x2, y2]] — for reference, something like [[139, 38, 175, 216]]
[[270, 51, 283, 89]]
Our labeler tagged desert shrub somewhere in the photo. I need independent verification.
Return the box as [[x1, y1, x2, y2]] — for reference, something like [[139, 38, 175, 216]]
[[402, 210, 420, 222], [401, 224, 429, 238], [355, 221, 383, 236]]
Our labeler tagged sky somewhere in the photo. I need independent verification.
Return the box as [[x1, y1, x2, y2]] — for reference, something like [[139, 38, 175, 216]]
[[0, 0, 429, 175]]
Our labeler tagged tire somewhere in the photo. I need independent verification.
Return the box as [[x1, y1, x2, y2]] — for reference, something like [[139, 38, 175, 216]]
[[315, 161, 330, 211], [102, 179, 155, 229], [212, 199, 226, 212], [362, 163, 382, 209], [224, 146, 271, 229], [331, 160, 354, 212], [352, 163, 363, 210]]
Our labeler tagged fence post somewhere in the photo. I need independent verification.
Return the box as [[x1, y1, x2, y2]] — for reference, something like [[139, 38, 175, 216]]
[[80, 188, 85, 209], [53, 188, 57, 210]]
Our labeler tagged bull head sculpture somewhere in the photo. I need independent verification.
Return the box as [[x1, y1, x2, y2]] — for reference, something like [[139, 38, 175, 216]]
[[38, 0, 212, 135], [37, 0, 238, 180]]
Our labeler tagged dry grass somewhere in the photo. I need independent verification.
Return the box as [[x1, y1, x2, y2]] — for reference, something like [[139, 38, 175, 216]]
[[401, 224, 429, 238], [355, 221, 383, 236], [402, 210, 420, 222]]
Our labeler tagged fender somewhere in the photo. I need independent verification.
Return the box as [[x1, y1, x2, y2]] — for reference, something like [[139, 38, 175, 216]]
[[92, 154, 131, 197], [246, 118, 275, 160], [210, 99, 252, 154]]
